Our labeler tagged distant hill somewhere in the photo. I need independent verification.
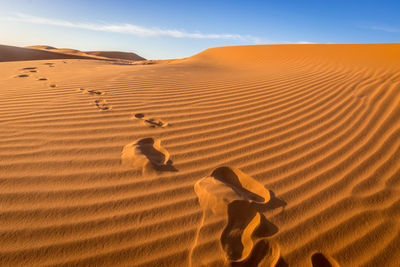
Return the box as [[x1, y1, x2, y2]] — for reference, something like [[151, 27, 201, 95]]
[[0, 45, 95, 62], [85, 51, 145, 61], [0, 44, 146, 62]]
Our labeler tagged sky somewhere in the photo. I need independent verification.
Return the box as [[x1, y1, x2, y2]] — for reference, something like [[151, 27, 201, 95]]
[[0, 0, 399, 59]]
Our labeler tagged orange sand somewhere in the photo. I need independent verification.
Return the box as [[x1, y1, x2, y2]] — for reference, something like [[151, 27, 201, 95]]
[[0, 43, 399, 267], [0, 45, 145, 62]]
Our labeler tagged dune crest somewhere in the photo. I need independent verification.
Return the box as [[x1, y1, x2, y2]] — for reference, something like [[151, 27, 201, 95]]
[[0, 44, 146, 62]]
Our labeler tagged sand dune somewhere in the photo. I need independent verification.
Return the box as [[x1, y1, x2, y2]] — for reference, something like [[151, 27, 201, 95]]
[[0, 44, 145, 62], [85, 51, 145, 61], [26, 45, 146, 61], [0, 45, 96, 62], [0, 43, 399, 267]]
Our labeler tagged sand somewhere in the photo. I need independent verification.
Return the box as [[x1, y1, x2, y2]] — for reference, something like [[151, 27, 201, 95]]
[[0, 43, 399, 267], [26, 45, 146, 62], [0, 45, 145, 62]]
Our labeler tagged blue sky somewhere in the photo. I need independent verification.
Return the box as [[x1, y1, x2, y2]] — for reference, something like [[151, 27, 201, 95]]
[[0, 0, 399, 59]]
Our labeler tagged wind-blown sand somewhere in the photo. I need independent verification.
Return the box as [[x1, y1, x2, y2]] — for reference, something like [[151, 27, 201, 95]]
[[0, 43, 399, 267]]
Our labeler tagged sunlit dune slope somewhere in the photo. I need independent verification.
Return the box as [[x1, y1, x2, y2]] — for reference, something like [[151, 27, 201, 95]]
[[0, 44, 399, 267]]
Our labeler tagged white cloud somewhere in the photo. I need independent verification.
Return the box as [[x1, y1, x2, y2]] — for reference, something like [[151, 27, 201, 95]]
[[279, 40, 316, 44], [296, 41, 315, 44], [4, 13, 263, 43]]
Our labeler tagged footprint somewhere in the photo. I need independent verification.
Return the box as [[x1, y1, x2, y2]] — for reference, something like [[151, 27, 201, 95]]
[[44, 63, 54, 67], [38, 78, 48, 81], [133, 113, 169, 128], [190, 167, 281, 266], [231, 239, 281, 267], [134, 113, 145, 119], [49, 84, 57, 88], [211, 167, 270, 204], [87, 89, 104, 96], [221, 201, 263, 261], [311, 253, 340, 267], [15, 74, 29, 78], [21, 67, 37, 70], [29, 70, 37, 73], [80, 88, 104, 96], [121, 137, 176, 172], [94, 99, 112, 111]]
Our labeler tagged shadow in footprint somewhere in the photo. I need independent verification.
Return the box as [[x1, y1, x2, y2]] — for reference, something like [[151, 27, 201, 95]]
[[80, 88, 104, 95], [133, 113, 169, 128], [21, 67, 37, 70], [15, 74, 29, 78], [191, 166, 283, 266], [253, 213, 279, 237], [257, 191, 287, 213], [231, 239, 280, 267], [49, 84, 57, 88], [136, 138, 177, 171], [134, 113, 145, 119], [87, 89, 104, 95], [221, 200, 277, 262], [211, 167, 270, 204], [121, 137, 177, 172], [275, 257, 289, 267], [95, 99, 112, 111], [38, 78, 47, 81], [311, 253, 340, 267]]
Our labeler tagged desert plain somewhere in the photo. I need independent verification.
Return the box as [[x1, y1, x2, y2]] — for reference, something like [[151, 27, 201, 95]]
[[0, 43, 399, 266]]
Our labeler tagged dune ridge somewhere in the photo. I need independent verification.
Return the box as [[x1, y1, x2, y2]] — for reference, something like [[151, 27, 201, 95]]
[[0, 45, 96, 62], [27, 45, 146, 61], [0, 44, 145, 62], [0, 43, 399, 266]]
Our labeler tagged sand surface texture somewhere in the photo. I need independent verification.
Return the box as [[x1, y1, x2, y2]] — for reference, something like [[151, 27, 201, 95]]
[[0, 44, 399, 266]]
